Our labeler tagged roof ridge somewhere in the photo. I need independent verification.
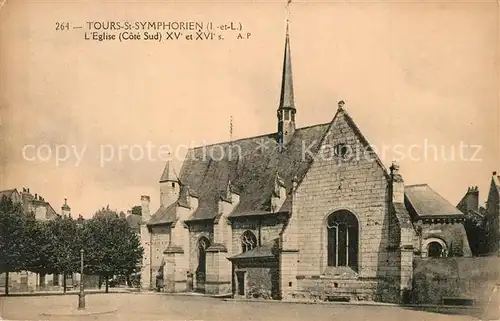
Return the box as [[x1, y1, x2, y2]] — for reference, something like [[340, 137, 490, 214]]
[[405, 183, 463, 217], [341, 109, 390, 180], [186, 122, 331, 150], [405, 184, 429, 188]]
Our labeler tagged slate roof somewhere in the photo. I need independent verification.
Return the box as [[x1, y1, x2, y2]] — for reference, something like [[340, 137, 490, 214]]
[[177, 184, 194, 209], [150, 104, 391, 224], [160, 160, 178, 183], [493, 174, 500, 194], [404, 184, 463, 218], [227, 239, 279, 260], [148, 203, 177, 226], [179, 123, 331, 221], [0, 189, 17, 200], [46, 204, 58, 220]]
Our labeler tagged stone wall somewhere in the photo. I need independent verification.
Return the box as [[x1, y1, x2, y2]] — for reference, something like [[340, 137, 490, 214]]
[[150, 225, 171, 282], [419, 222, 472, 257], [294, 276, 379, 301], [232, 216, 285, 253], [412, 256, 500, 305], [234, 260, 279, 300], [289, 110, 400, 302]]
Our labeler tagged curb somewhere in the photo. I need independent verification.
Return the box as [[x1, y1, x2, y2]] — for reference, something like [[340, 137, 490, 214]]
[[223, 298, 398, 307], [39, 309, 118, 317], [0, 290, 133, 297], [223, 298, 484, 311]]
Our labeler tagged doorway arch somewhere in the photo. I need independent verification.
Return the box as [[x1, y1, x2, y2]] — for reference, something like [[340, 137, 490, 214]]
[[423, 238, 447, 258]]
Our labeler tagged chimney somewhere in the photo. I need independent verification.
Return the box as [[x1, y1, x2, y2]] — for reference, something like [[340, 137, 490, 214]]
[[390, 161, 404, 204], [141, 195, 151, 221], [462, 186, 479, 212], [493, 171, 497, 176]]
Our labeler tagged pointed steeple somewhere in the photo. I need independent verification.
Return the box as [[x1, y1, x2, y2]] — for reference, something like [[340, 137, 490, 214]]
[[277, 18, 297, 147], [279, 22, 295, 109], [160, 160, 181, 207], [159, 160, 178, 183]]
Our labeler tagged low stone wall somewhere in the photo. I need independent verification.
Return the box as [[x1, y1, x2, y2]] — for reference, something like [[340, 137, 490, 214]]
[[294, 276, 400, 303], [412, 255, 500, 305]]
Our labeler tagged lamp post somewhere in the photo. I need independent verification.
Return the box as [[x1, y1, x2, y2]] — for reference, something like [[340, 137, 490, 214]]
[[78, 249, 85, 309]]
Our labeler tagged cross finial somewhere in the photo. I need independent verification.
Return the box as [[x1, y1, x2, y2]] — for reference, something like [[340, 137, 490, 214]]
[[230, 116, 233, 141], [338, 100, 345, 109], [286, 0, 292, 24]]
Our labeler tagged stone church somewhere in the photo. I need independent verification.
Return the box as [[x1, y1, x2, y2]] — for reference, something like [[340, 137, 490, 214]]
[[140, 23, 471, 303]]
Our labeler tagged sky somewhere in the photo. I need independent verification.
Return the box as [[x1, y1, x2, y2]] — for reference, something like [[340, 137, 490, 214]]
[[0, 0, 498, 217]]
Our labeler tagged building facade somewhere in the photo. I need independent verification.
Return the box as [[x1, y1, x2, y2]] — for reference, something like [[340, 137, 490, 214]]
[[0, 188, 77, 292], [140, 23, 471, 303]]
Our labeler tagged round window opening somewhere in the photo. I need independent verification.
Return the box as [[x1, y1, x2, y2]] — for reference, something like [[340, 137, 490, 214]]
[[334, 143, 349, 158]]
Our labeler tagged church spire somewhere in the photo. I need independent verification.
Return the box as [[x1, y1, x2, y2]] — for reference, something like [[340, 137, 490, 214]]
[[277, 6, 296, 148], [160, 159, 178, 183], [279, 21, 295, 109]]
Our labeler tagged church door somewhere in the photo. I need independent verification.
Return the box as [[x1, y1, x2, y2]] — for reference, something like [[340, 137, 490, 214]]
[[195, 237, 210, 293], [236, 271, 245, 296]]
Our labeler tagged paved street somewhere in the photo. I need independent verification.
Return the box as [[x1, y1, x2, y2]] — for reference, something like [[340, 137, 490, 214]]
[[0, 293, 480, 321]]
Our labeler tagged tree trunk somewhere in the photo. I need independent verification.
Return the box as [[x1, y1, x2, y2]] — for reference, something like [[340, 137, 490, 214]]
[[98, 276, 102, 289], [63, 273, 67, 294], [126, 275, 131, 287], [105, 277, 109, 293], [5, 272, 9, 295]]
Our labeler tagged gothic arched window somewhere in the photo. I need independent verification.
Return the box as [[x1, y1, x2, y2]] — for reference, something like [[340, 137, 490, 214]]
[[327, 210, 359, 269], [241, 231, 258, 253]]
